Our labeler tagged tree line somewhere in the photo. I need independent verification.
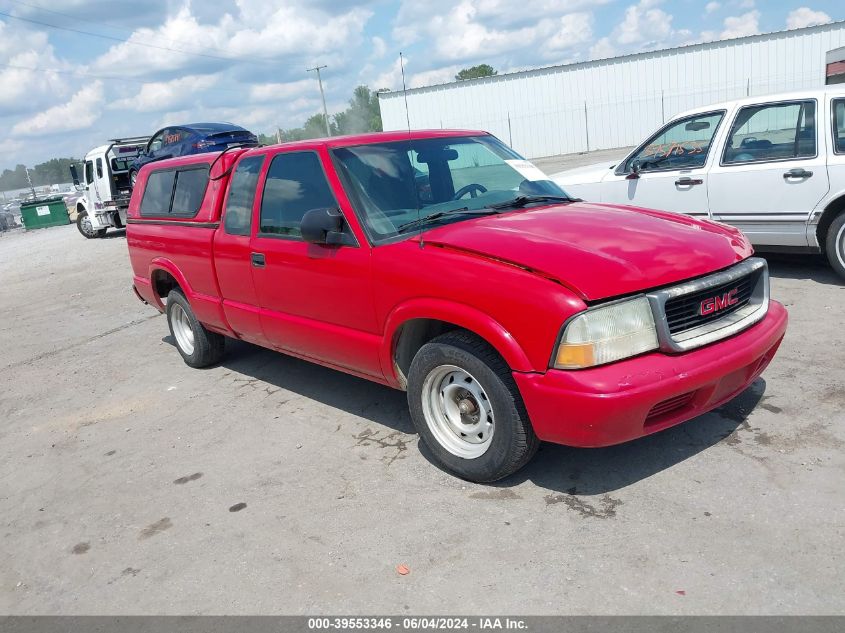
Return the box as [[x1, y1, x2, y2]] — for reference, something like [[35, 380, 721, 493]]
[[0, 158, 80, 191]]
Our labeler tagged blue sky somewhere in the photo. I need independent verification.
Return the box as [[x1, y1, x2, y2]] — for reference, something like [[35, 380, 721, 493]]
[[0, 0, 842, 170]]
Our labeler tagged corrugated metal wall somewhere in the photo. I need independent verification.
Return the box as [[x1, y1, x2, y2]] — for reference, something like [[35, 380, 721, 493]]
[[379, 23, 845, 159]]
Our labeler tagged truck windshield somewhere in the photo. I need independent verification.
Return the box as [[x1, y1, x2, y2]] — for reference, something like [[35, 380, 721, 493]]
[[332, 135, 567, 242]]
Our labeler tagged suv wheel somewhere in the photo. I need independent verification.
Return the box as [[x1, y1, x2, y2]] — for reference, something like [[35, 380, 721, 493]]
[[826, 213, 845, 280], [407, 331, 539, 483], [166, 289, 225, 368], [129, 170, 138, 188]]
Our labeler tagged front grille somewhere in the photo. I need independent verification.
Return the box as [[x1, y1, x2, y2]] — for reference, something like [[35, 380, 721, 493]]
[[664, 268, 760, 335]]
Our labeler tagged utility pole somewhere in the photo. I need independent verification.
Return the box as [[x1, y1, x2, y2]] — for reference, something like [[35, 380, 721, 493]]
[[307, 65, 331, 137]]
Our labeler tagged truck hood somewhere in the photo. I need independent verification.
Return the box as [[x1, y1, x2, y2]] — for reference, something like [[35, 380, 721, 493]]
[[552, 161, 618, 186], [418, 202, 752, 301]]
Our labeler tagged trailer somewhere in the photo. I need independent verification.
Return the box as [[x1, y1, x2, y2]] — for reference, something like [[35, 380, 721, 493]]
[[70, 136, 149, 238]]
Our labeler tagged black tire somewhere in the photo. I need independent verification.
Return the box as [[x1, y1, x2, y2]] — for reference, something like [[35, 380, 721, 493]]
[[165, 289, 225, 368], [407, 331, 539, 482], [76, 211, 104, 239], [825, 213, 845, 280], [129, 169, 138, 189]]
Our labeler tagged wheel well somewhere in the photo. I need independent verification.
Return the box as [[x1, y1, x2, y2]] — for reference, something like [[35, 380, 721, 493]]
[[152, 270, 180, 300], [391, 319, 513, 390], [817, 195, 845, 253], [76, 203, 85, 213]]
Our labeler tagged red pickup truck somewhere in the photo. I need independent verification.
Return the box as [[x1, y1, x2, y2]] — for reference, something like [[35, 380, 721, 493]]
[[127, 130, 787, 482]]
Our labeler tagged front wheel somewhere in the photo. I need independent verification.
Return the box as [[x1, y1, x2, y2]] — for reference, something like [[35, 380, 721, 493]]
[[826, 213, 845, 280], [129, 170, 138, 188], [407, 331, 539, 482], [166, 289, 225, 368], [76, 211, 106, 239]]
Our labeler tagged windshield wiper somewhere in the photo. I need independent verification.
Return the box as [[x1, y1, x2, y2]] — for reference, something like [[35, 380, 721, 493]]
[[488, 194, 577, 210], [397, 208, 501, 233]]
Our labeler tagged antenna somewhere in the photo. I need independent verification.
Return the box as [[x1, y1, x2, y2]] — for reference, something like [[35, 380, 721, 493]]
[[399, 52, 411, 134], [399, 52, 423, 246]]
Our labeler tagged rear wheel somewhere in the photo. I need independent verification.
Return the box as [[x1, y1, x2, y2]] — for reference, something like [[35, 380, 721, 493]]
[[407, 331, 539, 482], [129, 170, 138, 188], [166, 289, 225, 368], [76, 211, 106, 239], [826, 213, 845, 280]]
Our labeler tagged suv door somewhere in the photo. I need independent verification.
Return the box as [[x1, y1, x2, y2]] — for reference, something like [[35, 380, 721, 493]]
[[249, 148, 382, 379], [708, 98, 830, 247], [599, 110, 726, 219]]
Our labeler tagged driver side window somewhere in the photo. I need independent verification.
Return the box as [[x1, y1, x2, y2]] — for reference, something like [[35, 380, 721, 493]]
[[148, 132, 164, 153], [626, 111, 724, 173]]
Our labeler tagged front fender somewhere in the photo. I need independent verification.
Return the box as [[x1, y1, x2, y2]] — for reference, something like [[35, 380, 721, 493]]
[[380, 298, 534, 385]]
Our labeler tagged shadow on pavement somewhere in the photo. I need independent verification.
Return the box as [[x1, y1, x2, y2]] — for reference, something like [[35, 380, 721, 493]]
[[760, 252, 842, 286], [171, 334, 766, 493]]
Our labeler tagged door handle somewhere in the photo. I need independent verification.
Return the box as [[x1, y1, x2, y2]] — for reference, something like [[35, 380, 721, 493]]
[[675, 177, 703, 186], [250, 252, 265, 268], [783, 168, 813, 179]]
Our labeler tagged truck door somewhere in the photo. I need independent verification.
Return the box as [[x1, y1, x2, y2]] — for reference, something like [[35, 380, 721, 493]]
[[214, 154, 269, 346], [708, 98, 830, 247], [599, 111, 726, 219], [248, 148, 382, 379]]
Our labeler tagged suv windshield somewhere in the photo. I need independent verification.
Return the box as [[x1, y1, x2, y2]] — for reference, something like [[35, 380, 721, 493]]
[[332, 135, 568, 242]]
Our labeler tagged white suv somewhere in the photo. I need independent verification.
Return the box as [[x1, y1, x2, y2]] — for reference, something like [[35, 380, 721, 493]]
[[553, 89, 845, 279]]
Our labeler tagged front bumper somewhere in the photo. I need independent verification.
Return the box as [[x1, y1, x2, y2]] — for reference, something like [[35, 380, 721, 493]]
[[514, 300, 788, 447]]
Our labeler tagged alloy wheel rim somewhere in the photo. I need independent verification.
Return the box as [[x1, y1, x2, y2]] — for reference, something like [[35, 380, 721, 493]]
[[80, 215, 93, 236], [421, 364, 494, 459], [170, 303, 195, 355]]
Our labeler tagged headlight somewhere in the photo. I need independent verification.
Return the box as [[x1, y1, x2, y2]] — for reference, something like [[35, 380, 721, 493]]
[[554, 296, 658, 369]]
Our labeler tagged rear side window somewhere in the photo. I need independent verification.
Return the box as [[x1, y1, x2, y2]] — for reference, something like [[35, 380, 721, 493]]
[[259, 152, 336, 238], [834, 99, 845, 154], [224, 155, 265, 236], [171, 168, 209, 216], [96, 158, 103, 178], [139, 167, 209, 217], [723, 100, 816, 164], [140, 171, 176, 216]]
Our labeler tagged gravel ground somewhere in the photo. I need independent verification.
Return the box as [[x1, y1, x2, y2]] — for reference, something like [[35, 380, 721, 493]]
[[0, 163, 843, 615]]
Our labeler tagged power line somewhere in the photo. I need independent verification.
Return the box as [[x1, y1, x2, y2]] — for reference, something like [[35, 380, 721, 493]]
[[0, 9, 275, 65], [4, 0, 245, 59]]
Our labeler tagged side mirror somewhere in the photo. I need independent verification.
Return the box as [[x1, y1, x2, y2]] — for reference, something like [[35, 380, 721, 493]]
[[301, 207, 351, 246], [626, 160, 641, 180], [69, 164, 80, 187]]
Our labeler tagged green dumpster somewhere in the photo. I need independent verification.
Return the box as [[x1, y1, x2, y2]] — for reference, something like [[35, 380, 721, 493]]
[[19, 196, 69, 230]]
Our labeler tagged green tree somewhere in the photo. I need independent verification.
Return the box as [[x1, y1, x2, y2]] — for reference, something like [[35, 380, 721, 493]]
[[455, 64, 498, 81], [333, 85, 384, 135]]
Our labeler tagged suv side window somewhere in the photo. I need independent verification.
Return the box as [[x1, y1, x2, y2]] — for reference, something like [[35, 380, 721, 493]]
[[723, 100, 816, 164], [259, 152, 337, 238], [148, 132, 164, 154], [224, 155, 265, 236], [623, 111, 724, 173], [834, 99, 845, 154]]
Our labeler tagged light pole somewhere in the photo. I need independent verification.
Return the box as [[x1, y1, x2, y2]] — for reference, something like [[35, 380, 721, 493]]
[[307, 65, 331, 137]]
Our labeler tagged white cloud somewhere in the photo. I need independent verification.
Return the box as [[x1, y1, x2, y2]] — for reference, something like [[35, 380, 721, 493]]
[[110, 75, 220, 112], [90, 4, 372, 76], [705, 2, 721, 14], [11, 82, 104, 137], [410, 65, 465, 89], [249, 79, 315, 103], [590, 37, 617, 60], [720, 10, 760, 39], [371, 36, 387, 59], [786, 7, 832, 30], [615, 0, 673, 46], [393, 0, 603, 64]]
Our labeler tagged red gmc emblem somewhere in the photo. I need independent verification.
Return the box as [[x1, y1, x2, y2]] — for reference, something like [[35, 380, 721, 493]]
[[700, 288, 739, 316]]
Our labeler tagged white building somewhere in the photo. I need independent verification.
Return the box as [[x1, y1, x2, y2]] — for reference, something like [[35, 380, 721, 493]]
[[379, 22, 845, 159]]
